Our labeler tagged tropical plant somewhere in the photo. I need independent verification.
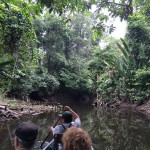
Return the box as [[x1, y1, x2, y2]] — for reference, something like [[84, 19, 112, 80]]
[[90, 32, 149, 102], [0, 51, 14, 95], [9, 66, 60, 100], [126, 14, 150, 68], [132, 69, 150, 102]]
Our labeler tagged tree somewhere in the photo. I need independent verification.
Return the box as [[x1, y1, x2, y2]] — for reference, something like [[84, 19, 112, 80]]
[[37, 0, 150, 38], [126, 14, 150, 68], [37, 0, 150, 20], [34, 15, 71, 74], [0, 0, 38, 96], [34, 13, 98, 97]]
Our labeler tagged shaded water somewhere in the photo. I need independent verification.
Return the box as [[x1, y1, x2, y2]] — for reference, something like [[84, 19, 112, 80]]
[[0, 101, 150, 150]]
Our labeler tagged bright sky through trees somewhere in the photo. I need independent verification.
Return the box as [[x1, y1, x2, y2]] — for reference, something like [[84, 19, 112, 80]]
[[91, 5, 127, 39], [110, 18, 127, 39]]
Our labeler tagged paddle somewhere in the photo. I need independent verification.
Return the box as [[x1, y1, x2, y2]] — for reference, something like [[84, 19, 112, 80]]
[[40, 114, 62, 148]]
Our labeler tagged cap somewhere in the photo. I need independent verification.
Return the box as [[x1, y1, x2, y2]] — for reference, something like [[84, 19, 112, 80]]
[[61, 111, 72, 123], [15, 122, 38, 142]]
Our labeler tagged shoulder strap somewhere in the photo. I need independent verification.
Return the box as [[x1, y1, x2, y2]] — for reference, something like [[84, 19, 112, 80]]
[[62, 123, 72, 131], [61, 124, 66, 130], [54, 123, 72, 149], [68, 123, 72, 128]]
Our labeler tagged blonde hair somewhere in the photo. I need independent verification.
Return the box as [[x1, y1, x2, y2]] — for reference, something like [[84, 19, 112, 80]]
[[62, 127, 92, 150]]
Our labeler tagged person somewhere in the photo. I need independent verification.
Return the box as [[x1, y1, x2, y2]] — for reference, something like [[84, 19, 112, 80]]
[[50, 106, 81, 150], [51, 106, 81, 134], [13, 121, 39, 150], [62, 127, 92, 150]]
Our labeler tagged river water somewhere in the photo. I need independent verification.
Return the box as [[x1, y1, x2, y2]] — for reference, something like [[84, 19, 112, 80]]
[[0, 101, 150, 150]]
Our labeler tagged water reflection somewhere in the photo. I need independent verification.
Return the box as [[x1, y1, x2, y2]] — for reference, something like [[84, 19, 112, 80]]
[[0, 104, 150, 150], [88, 109, 150, 150]]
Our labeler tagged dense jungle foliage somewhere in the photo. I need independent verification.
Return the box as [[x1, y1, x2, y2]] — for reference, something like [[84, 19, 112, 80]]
[[0, 0, 149, 104]]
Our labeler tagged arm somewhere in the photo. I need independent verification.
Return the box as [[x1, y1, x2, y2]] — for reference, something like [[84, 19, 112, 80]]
[[50, 126, 60, 135], [64, 106, 79, 120], [50, 127, 54, 135]]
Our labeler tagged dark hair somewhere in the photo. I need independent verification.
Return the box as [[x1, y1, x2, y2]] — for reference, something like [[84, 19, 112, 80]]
[[61, 111, 72, 123]]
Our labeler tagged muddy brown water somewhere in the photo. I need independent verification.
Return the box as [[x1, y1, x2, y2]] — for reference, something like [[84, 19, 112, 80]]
[[0, 100, 150, 150]]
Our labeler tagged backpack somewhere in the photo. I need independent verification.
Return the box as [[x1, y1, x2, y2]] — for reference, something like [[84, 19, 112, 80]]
[[53, 123, 72, 150]]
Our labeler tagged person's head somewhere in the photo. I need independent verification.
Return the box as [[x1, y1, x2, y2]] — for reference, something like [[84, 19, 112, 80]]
[[14, 122, 38, 150], [62, 127, 92, 150], [61, 111, 72, 123]]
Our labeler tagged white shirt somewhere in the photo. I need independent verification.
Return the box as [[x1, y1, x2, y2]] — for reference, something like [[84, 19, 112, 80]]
[[53, 117, 81, 135]]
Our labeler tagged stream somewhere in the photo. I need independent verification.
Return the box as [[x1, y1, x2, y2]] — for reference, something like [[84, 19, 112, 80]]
[[0, 100, 150, 150]]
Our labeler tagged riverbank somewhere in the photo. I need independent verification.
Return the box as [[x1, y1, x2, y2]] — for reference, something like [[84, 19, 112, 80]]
[[107, 100, 150, 120], [0, 99, 62, 122], [0, 97, 150, 122]]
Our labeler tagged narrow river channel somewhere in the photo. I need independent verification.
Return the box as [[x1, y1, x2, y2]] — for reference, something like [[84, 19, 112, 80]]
[[0, 100, 150, 150]]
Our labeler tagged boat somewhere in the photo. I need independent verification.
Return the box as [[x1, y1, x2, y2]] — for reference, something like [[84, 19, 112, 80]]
[[33, 139, 63, 150], [33, 139, 94, 150]]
